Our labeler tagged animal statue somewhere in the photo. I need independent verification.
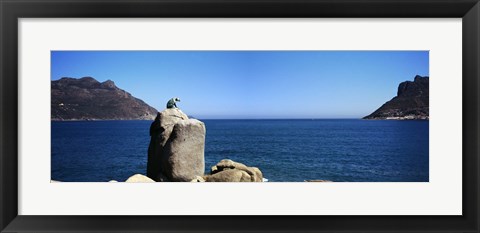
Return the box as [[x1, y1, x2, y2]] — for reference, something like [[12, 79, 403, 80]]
[[166, 97, 181, 109]]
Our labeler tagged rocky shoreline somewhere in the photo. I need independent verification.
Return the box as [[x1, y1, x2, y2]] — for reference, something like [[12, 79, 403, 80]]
[[144, 108, 265, 182], [364, 115, 429, 120], [50, 108, 336, 183], [51, 107, 269, 183]]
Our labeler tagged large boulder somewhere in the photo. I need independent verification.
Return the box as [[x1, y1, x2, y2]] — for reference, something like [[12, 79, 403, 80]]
[[147, 108, 206, 182], [147, 108, 188, 180], [163, 119, 206, 181], [207, 159, 263, 182]]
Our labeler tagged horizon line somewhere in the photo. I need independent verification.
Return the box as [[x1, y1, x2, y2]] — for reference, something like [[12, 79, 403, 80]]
[[51, 117, 366, 122]]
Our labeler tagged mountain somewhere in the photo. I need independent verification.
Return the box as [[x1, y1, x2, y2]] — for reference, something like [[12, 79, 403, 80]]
[[51, 77, 158, 120], [363, 75, 429, 120]]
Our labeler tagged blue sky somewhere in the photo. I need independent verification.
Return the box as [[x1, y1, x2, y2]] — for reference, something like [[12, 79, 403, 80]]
[[51, 51, 428, 119]]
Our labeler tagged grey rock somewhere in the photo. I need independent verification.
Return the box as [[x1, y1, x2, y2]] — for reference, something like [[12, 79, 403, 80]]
[[147, 109, 206, 182], [205, 169, 252, 182], [208, 159, 263, 182], [147, 108, 189, 180], [163, 119, 206, 181]]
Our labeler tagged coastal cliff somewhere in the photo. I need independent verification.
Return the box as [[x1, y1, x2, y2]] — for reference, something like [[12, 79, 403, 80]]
[[51, 77, 158, 120], [364, 75, 429, 120]]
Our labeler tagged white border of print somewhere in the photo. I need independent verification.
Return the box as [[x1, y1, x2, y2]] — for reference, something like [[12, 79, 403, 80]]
[[18, 18, 461, 215]]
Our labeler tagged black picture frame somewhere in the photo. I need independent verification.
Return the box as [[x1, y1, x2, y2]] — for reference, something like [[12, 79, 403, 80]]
[[1, 0, 479, 232]]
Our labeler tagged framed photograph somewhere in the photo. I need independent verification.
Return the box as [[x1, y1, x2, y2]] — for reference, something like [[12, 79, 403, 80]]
[[1, 0, 479, 232]]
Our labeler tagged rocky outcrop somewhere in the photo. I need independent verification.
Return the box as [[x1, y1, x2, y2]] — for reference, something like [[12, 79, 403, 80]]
[[147, 108, 188, 181], [147, 108, 206, 182], [125, 174, 155, 182], [51, 77, 158, 120], [204, 159, 263, 182], [363, 75, 429, 120], [164, 119, 206, 181], [146, 109, 263, 182]]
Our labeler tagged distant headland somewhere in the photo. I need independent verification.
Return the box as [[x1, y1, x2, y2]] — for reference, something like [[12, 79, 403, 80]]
[[51, 75, 429, 121], [364, 75, 429, 120], [51, 77, 158, 121]]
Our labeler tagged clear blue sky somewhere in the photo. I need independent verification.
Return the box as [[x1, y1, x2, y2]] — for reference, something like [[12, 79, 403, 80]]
[[51, 51, 428, 119]]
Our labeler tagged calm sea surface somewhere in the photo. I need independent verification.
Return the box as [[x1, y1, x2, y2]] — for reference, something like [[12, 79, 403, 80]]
[[51, 119, 429, 182]]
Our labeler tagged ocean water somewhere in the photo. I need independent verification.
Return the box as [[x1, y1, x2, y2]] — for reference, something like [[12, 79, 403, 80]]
[[51, 119, 429, 182]]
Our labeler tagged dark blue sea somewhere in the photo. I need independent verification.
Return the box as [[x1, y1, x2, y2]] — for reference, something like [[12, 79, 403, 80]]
[[51, 119, 429, 182]]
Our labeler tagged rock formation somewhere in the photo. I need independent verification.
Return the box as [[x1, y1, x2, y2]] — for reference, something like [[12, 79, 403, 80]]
[[164, 119, 206, 181], [147, 108, 206, 182], [363, 75, 429, 120], [51, 77, 158, 120], [204, 159, 263, 182], [146, 108, 264, 182]]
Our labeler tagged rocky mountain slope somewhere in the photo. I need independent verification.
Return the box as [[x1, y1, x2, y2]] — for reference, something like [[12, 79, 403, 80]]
[[363, 75, 429, 120], [51, 77, 158, 120]]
